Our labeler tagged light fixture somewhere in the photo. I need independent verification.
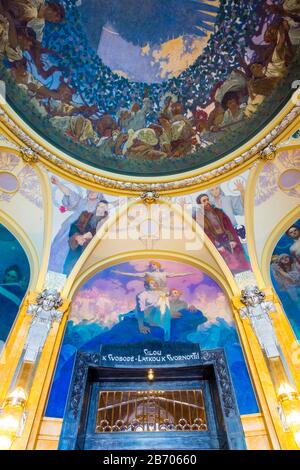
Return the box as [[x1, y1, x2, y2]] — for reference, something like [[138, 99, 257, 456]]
[[0, 414, 19, 434], [278, 383, 298, 400], [278, 382, 300, 448], [4, 387, 27, 408], [0, 387, 27, 450], [0, 435, 12, 450], [294, 431, 300, 447], [148, 369, 154, 381]]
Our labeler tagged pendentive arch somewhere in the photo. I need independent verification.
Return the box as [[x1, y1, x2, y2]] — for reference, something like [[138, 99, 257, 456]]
[[0, 144, 53, 291], [62, 197, 239, 299], [244, 139, 300, 289]]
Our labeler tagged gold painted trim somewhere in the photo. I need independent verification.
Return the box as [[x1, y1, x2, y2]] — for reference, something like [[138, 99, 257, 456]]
[[231, 296, 297, 449], [0, 92, 299, 195], [34, 165, 53, 291], [244, 160, 266, 289]]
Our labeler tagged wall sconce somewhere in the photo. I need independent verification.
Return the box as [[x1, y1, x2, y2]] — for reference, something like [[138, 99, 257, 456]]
[[278, 382, 300, 448], [0, 387, 27, 450], [148, 369, 154, 381]]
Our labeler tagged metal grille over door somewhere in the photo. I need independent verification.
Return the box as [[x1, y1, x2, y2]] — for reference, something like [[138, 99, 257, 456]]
[[96, 390, 207, 433]]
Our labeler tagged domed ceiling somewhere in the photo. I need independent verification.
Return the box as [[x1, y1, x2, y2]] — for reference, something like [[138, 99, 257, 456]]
[[1, 0, 300, 177]]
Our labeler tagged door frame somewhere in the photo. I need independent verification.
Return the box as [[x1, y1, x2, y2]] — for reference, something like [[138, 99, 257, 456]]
[[58, 344, 246, 450]]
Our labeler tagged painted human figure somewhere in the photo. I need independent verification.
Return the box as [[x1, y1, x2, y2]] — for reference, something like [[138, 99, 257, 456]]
[[63, 200, 109, 275], [2, 0, 65, 42], [169, 288, 197, 318], [271, 253, 300, 302], [49, 176, 105, 273], [208, 180, 245, 227], [125, 96, 152, 132], [220, 91, 245, 128], [286, 224, 300, 263], [193, 194, 250, 273], [159, 102, 195, 158], [136, 276, 171, 340], [1, 0, 65, 76], [240, 285, 279, 358], [112, 260, 194, 291], [0, 9, 34, 62], [0, 265, 26, 346], [266, 1, 300, 46], [25, 288, 63, 363]]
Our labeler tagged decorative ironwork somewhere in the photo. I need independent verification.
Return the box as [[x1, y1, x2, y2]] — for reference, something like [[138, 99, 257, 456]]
[[96, 389, 207, 433], [70, 352, 101, 419], [201, 350, 235, 418]]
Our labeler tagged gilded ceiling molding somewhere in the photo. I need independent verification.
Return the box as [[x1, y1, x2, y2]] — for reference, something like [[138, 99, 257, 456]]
[[259, 144, 277, 162], [0, 105, 299, 195], [140, 191, 160, 204], [19, 147, 39, 165]]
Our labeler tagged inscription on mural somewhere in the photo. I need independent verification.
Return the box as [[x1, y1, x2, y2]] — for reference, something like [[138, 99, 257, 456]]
[[100, 342, 201, 367]]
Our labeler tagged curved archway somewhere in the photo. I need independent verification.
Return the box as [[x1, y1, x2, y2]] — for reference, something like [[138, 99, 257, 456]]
[[46, 253, 258, 420], [62, 198, 239, 298]]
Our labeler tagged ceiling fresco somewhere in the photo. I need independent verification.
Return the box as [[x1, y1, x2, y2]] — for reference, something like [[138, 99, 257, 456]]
[[1, 0, 300, 176]]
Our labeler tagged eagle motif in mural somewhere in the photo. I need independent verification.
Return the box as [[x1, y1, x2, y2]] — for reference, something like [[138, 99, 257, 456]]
[[79, 0, 220, 49]]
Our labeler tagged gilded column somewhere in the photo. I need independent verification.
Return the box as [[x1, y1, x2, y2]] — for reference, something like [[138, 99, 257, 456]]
[[232, 285, 300, 450], [0, 289, 70, 450]]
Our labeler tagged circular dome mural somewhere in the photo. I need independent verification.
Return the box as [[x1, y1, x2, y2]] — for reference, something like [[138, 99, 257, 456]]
[[1, 0, 300, 176]]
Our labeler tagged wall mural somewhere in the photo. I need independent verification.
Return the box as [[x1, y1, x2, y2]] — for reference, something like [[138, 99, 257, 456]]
[[48, 174, 119, 275], [271, 218, 300, 339], [0, 0, 299, 176], [49, 171, 253, 280], [46, 259, 258, 418], [178, 171, 252, 277], [0, 223, 30, 352]]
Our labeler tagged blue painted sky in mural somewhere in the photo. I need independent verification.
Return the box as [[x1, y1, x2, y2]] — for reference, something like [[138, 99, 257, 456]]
[[80, 0, 219, 48], [79, 0, 219, 82]]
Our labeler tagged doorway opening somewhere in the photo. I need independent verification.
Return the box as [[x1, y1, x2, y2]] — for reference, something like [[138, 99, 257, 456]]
[[77, 365, 228, 450]]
